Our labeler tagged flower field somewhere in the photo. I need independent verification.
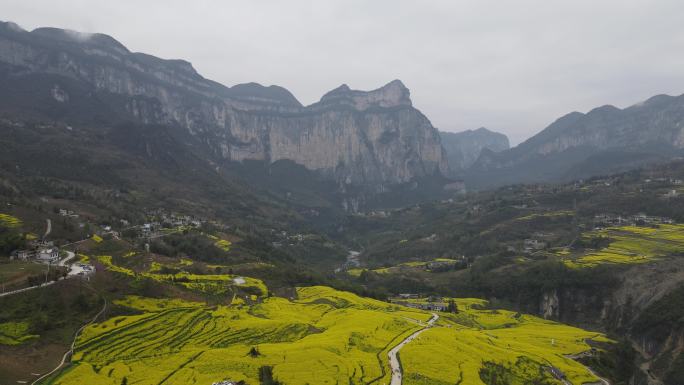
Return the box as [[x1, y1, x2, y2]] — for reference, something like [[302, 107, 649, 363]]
[[48, 284, 610, 385], [95, 255, 268, 296], [0, 213, 22, 228], [347, 258, 460, 276], [401, 298, 610, 385], [53, 286, 429, 385]]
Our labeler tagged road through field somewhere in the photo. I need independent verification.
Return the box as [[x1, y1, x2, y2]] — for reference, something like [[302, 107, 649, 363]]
[[388, 313, 439, 385]]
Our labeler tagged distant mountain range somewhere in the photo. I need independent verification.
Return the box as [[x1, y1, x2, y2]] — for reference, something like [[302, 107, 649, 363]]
[[464, 95, 684, 188], [439, 127, 509, 174]]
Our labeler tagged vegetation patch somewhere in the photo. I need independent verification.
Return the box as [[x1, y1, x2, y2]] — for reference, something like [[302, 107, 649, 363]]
[[0, 213, 22, 228], [0, 321, 38, 345], [96, 255, 268, 296]]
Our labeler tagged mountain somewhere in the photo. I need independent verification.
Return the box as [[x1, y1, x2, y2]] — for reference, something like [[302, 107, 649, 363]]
[[0, 21, 448, 200], [466, 94, 684, 188], [439, 127, 509, 174]]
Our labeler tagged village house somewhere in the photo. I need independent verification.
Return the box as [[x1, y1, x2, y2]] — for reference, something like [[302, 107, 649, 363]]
[[524, 238, 546, 252], [425, 259, 463, 270], [664, 189, 678, 198], [398, 293, 420, 299], [37, 248, 59, 263], [392, 298, 446, 312], [140, 223, 153, 238], [10, 249, 31, 261]]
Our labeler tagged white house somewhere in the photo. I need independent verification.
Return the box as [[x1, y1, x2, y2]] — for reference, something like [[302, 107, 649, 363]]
[[37, 248, 59, 263], [10, 250, 31, 261]]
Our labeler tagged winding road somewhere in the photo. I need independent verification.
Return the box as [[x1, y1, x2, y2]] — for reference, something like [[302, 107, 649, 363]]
[[388, 313, 439, 385], [43, 219, 51, 239]]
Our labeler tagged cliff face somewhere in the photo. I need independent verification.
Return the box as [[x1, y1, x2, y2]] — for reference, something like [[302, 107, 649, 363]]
[[0, 21, 448, 189], [534, 259, 684, 384], [439, 127, 510, 173]]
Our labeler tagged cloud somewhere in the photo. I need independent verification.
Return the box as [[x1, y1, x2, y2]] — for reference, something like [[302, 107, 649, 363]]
[[4, 0, 684, 145]]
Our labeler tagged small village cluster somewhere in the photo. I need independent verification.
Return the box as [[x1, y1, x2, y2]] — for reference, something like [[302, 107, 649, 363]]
[[10, 240, 59, 263], [137, 210, 205, 238], [390, 294, 448, 312], [593, 213, 674, 228], [270, 229, 318, 248]]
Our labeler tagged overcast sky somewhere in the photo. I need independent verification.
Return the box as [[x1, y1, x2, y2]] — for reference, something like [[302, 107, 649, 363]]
[[4, 0, 684, 145]]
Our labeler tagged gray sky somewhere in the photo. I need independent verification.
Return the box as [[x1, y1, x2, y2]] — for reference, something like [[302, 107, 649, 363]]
[[4, 0, 684, 145]]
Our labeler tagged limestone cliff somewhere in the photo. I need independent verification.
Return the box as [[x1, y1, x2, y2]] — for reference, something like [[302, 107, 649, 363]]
[[0, 21, 448, 189]]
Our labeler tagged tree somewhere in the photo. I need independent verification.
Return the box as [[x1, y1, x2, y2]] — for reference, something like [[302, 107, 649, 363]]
[[259, 366, 282, 385], [447, 299, 459, 313], [248, 346, 261, 357]]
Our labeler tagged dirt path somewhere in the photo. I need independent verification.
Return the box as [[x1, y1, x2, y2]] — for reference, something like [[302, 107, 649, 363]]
[[388, 313, 439, 385], [0, 280, 57, 298]]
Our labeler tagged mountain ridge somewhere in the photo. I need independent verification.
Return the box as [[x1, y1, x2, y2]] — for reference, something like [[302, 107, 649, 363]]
[[465, 92, 684, 188], [0, 21, 449, 200]]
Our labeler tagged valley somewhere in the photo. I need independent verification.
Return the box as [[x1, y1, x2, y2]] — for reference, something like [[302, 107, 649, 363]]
[[3, 161, 684, 384]]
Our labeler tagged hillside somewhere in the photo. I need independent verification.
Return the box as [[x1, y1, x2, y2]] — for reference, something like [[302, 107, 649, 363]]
[[1, 250, 609, 385]]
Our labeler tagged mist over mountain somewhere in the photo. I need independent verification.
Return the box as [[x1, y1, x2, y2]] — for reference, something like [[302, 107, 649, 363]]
[[0, 21, 458, 212], [439, 127, 509, 174]]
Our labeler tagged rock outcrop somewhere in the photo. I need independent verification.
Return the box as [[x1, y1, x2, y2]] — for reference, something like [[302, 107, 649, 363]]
[[0, 21, 448, 190]]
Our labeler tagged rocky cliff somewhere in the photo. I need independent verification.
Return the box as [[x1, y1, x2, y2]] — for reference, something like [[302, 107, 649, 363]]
[[439, 127, 509, 173], [0, 21, 448, 191]]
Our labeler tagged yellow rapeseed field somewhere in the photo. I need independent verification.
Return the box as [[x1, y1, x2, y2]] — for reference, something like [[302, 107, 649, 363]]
[[51, 284, 608, 385], [565, 224, 684, 268]]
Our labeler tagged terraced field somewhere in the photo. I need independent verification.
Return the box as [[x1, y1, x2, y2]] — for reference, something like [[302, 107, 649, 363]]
[[48, 285, 609, 385], [96, 255, 268, 296], [52, 287, 430, 385], [564, 224, 684, 268]]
